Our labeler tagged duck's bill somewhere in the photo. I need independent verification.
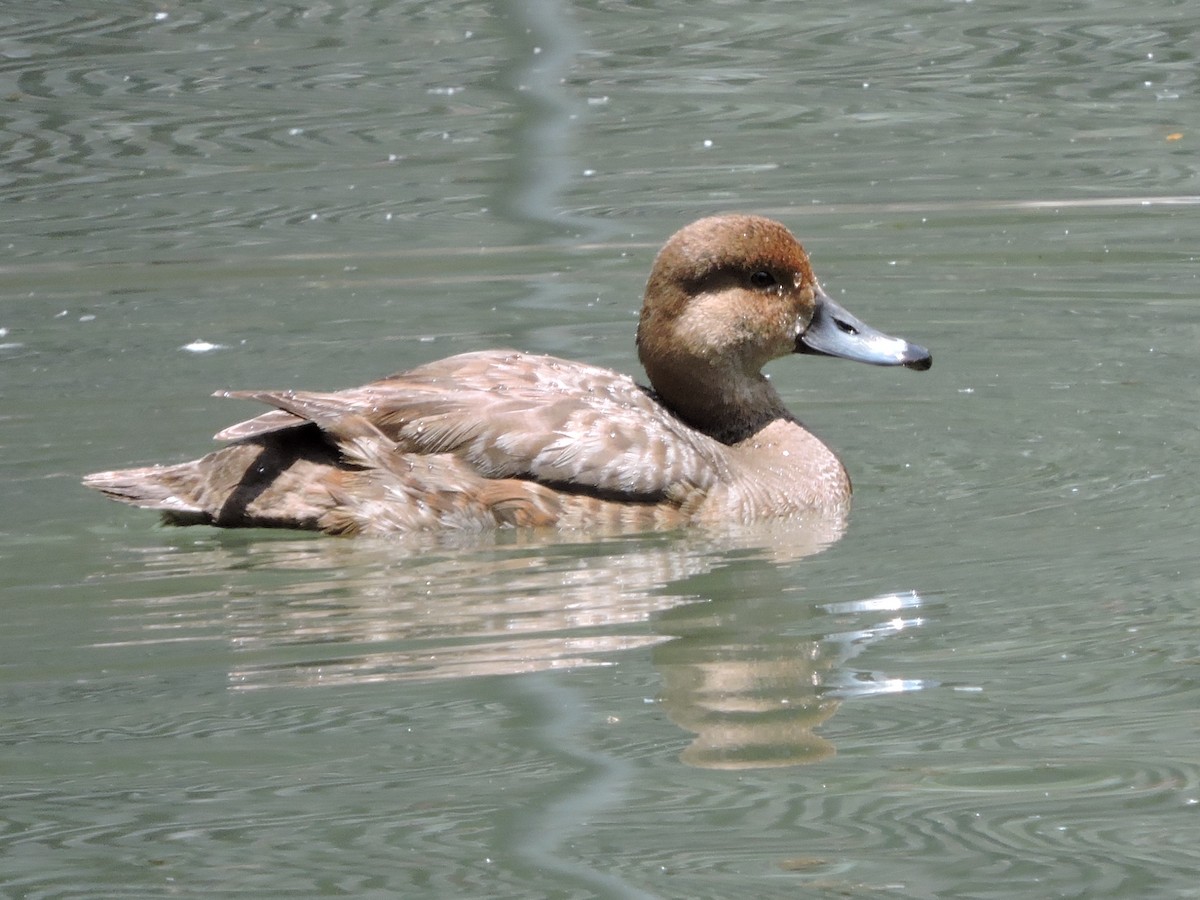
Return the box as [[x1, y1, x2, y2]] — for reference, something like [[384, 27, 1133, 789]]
[[797, 291, 932, 371]]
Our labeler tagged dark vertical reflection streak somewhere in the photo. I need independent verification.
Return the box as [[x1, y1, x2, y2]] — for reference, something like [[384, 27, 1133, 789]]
[[495, 0, 604, 240], [503, 672, 661, 899]]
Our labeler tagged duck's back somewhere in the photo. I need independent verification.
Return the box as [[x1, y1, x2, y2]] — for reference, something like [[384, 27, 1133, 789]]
[[84, 350, 743, 534]]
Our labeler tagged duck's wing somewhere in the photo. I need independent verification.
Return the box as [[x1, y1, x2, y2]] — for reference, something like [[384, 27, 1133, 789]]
[[213, 407, 303, 442], [215, 350, 727, 500]]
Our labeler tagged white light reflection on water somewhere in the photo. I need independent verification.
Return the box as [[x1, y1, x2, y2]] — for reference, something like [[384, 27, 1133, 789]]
[[818, 589, 936, 699]]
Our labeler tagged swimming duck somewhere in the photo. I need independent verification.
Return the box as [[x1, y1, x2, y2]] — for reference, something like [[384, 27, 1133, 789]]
[[84, 214, 931, 535]]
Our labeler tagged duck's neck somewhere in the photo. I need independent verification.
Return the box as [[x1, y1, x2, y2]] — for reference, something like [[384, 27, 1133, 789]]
[[648, 363, 793, 445]]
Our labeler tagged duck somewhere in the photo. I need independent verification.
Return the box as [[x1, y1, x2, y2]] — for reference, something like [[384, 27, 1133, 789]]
[[83, 214, 931, 535]]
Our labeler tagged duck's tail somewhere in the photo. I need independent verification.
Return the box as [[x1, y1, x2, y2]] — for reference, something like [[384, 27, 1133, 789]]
[[82, 462, 211, 524], [83, 435, 345, 530]]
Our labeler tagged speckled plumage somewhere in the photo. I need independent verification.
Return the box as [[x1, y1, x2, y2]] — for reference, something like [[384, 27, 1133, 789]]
[[84, 215, 931, 535]]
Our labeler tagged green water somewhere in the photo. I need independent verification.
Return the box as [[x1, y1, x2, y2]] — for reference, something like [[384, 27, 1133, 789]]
[[3, 1, 1199, 896]]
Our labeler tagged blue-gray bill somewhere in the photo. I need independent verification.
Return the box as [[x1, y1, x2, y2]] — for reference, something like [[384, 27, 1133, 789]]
[[798, 291, 932, 371]]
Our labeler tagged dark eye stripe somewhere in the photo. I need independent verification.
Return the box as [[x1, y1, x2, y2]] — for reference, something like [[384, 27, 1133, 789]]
[[749, 270, 776, 288]]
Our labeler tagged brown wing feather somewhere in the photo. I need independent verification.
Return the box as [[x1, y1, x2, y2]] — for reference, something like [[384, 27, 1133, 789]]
[[214, 350, 727, 501], [213, 406, 304, 441]]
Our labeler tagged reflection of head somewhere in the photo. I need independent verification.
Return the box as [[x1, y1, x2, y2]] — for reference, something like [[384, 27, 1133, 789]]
[[657, 588, 931, 769], [658, 645, 841, 769]]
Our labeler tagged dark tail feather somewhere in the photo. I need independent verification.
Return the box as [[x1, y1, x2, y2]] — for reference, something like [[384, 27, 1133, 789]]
[[83, 434, 343, 530]]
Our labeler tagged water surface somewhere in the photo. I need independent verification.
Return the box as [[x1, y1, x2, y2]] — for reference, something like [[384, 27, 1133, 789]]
[[3, 0, 1200, 896]]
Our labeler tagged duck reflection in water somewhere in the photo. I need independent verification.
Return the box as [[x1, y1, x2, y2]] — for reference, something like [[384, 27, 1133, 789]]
[[102, 529, 929, 769]]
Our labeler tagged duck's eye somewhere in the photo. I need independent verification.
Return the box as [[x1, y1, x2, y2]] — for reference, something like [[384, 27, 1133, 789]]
[[749, 270, 777, 289]]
